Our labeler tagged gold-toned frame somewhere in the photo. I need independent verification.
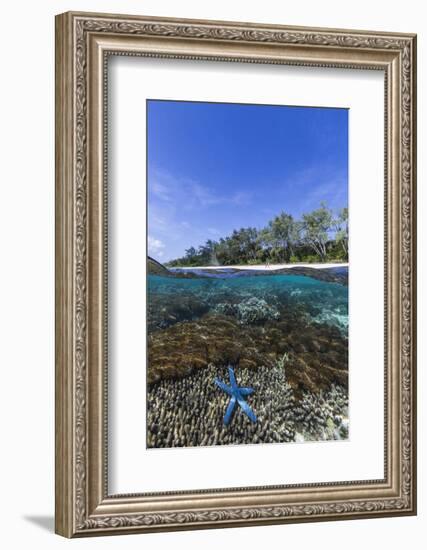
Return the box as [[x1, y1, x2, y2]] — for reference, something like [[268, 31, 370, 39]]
[[55, 11, 417, 538]]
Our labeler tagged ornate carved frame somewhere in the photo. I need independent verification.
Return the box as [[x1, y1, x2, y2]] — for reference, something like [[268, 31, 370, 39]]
[[55, 11, 417, 537]]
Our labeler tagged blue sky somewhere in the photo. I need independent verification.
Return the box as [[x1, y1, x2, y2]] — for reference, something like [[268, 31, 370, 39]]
[[147, 100, 348, 262]]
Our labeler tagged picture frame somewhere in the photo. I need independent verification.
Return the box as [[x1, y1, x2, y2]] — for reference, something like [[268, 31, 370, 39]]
[[55, 11, 417, 537]]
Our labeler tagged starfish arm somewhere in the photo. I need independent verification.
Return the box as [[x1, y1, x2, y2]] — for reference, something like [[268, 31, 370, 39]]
[[223, 396, 236, 426], [228, 366, 238, 391], [237, 397, 257, 423], [239, 387, 255, 396], [214, 378, 233, 396]]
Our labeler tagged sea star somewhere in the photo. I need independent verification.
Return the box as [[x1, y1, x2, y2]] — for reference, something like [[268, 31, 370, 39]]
[[215, 366, 257, 426]]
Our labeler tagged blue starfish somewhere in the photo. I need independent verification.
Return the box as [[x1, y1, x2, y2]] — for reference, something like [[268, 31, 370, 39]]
[[215, 366, 257, 426]]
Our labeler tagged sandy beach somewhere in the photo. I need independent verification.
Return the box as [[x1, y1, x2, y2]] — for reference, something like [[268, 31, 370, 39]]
[[173, 262, 349, 271]]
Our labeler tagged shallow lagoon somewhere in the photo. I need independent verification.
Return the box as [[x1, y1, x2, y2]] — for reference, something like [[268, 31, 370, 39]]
[[146, 267, 349, 448], [148, 268, 348, 335]]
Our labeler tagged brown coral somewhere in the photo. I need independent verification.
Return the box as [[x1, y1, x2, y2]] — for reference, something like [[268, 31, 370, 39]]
[[147, 313, 347, 393]]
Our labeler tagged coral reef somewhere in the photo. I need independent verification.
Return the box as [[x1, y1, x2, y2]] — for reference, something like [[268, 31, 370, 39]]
[[292, 384, 349, 441], [147, 314, 272, 382], [147, 314, 348, 394], [213, 302, 239, 317], [214, 296, 280, 325], [147, 291, 210, 332], [147, 362, 348, 448], [236, 296, 280, 325], [146, 268, 349, 448]]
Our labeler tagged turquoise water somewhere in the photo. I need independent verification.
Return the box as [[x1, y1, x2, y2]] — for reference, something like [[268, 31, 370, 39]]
[[148, 268, 348, 335], [147, 267, 349, 448]]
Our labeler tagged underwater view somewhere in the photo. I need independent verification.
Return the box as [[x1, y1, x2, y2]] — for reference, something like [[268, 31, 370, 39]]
[[146, 98, 349, 449], [146, 263, 349, 448]]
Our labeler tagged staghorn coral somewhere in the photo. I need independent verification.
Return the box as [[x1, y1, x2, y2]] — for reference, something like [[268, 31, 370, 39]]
[[236, 296, 280, 325], [213, 296, 280, 325], [213, 302, 239, 317], [147, 361, 349, 448]]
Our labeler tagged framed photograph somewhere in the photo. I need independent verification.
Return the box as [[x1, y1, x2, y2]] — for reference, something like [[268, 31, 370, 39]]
[[55, 11, 417, 537]]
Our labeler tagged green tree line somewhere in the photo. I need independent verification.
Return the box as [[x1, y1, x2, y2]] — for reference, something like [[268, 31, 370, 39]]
[[166, 202, 348, 267]]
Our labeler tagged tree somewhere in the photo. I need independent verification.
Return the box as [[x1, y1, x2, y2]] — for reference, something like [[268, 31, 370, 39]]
[[301, 202, 333, 261], [225, 230, 244, 264], [265, 212, 299, 262], [236, 227, 259, 261], [215, 237, 232, 265], [334, 207, 348, 255], [256, 227, 273, 261], [197, 239, 218, 265], [185, 246, 197, 260], [165, 201, 348, 267]]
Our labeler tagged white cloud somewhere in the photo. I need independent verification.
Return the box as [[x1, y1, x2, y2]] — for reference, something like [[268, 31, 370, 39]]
[[150, 180, 172, 201], [230, 191, 252, 206], [148, 236, 165, 258], [149, 166, 253, 211], [190, 182, 222, 207], [147, 166, 255, 261], [190, 184, 253, 208]]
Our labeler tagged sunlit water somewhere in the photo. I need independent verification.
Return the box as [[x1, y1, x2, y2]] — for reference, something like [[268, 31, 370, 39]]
[[148, 268, 348, 335]]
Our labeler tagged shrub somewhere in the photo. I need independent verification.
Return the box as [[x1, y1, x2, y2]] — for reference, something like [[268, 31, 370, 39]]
[[304, 255, 319, 264]]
